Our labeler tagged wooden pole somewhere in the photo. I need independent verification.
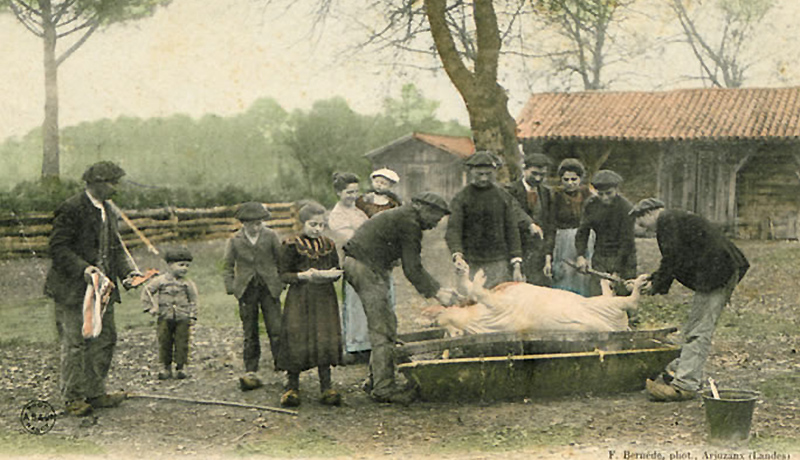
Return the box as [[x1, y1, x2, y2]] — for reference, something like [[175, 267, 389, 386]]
[[127, 393, 298, 416]]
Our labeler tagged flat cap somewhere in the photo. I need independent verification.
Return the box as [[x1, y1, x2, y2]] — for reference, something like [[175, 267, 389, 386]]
[[591, 169, 623, 188], [464, 151, 500, 169], [629, 198, 665, 218], [82, 161, 126, 184], [370, 168, 400, 183], [164, 246, 193, 263], [523, 152, 552, 168], [235, 202, 271, 221], [412, 191, 450, 214]]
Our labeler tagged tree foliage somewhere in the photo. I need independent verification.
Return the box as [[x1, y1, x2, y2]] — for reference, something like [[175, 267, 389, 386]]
[[0, 0, 172, 179], [0, 85, 469, 211]]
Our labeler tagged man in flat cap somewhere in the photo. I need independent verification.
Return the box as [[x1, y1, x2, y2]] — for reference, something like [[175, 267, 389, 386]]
[[505, 151, 555, 286], [44, 161, 140, 416], [344, 192, 458, 404], [630, 198, 750, 402], [575, 169, 637, 298], [446, 151, 524, 289], [223, 201, 284, 391]]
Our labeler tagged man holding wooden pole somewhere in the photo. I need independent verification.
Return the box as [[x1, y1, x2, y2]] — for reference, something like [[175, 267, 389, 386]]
[[44, 161, 142, 416]]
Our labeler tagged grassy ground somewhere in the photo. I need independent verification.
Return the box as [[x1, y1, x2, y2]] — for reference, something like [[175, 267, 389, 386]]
[[1, 229, 799, 458]]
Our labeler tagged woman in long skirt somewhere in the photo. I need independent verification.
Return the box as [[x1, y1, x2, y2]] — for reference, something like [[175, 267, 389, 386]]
[[550, 158, 595, 296], [327, 173, 370, 362]]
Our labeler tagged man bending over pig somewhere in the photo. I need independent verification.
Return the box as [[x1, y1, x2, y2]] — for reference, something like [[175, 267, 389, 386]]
[[631, 198, 749, 402], [343, 192, 458, 405]]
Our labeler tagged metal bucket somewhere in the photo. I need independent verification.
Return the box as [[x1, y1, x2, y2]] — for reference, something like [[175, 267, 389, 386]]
[[702, 389, 759, 444]]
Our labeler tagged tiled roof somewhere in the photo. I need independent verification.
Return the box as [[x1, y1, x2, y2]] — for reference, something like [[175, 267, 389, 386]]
[[365, 132, 475, 159], [516, 87, 800, 141], [413, 132, 475, 158]]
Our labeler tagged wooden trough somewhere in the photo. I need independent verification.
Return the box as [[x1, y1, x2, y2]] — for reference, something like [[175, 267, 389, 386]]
[[396, 327, 680, 402]]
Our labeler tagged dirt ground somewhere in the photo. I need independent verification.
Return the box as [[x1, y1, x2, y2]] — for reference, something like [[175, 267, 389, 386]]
[[1, 227, 799, 459]]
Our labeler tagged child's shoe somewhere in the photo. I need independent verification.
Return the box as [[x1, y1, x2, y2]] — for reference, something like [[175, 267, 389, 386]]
[[280, 389, 301, 407], [239, 373, 263, 391], [175, 368, 188, 379], [320, 389, 342, 406], [158, 366, 172, 380]]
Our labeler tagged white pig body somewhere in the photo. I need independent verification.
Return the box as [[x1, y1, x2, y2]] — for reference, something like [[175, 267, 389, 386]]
[[430, 271, 648, 336]]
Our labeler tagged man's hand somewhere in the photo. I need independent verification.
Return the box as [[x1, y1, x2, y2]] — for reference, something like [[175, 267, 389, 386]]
[[512, 262, 525, 283], [639, 277, 654, 295], [543, 255, 553, 278], [529, 223, 543, 239], [452, 253, 469, 273], [574, 256, 589, 274], [435, 288, 458, 306], [84, 266, 102, 283], [122, 271, 143, 290]]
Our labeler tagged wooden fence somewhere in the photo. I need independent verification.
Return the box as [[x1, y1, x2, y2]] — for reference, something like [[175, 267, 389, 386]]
[[0, 203, 300, 259]]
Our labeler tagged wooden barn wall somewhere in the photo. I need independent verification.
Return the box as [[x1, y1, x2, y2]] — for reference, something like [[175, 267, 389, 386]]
[[369, 140, 466, 202], [524, 139, 659, 203], [660, 141, 757, 235], [736, 143, 800, 240]]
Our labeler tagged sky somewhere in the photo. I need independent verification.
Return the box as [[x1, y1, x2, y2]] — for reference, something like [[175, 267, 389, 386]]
[[1, 0, 799, 143]]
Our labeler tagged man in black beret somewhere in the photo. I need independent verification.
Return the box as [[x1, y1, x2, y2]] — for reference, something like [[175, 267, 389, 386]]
[[343, 192, 458, 405], [446, 151, 524, 289], [44, 161, 140, 416], [631, 198, 750, 402], [575, 169, 637, 298], [505, 151, 555, 286]]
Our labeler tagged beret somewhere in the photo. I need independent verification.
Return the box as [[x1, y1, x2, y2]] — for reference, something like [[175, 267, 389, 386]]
[[164, 247, 193, 263], [591, 169, 623, 188], [464, 151, 500, 168], [523, 152, 552, 168], [412, 191, 451, 214], [370, 168, 400, 183], [235, 202, 271, 222], [629, 198, 665, 218], [82, 161, 126, 184]]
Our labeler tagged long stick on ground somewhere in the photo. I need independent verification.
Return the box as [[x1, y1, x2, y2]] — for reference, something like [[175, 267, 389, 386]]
[[127, 393, 298, 416]]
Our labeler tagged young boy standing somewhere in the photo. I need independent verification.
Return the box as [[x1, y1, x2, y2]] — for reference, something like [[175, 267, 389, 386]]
[[223, 202, 284, 391], [142, 247, 198, 380]]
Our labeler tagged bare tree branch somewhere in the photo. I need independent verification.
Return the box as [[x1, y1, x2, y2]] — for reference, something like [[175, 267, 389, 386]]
[[56, 19, 99, 66]]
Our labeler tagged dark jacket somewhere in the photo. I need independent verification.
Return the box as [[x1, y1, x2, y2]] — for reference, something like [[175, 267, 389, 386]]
[[445, 183, 523, 264], [575, 194, 637, 277], [505, 179, 555, 256], [223, 225, 284, 299], [651, 210, 749, 294], [44, 192, 135, 306], [343, 205, 440, 298]]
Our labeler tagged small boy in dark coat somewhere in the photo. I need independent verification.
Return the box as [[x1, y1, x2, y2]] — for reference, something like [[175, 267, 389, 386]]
[[142, 247, 198, 380], [223, 202, 284, 391]]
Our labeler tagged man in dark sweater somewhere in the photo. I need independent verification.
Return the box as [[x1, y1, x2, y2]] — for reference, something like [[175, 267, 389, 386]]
[[446, 151, 524, 289], [505, 151, 554, 286], [575, 170, 637, 297], [631, 198, 750, 402], [343, 192, 457, 404]]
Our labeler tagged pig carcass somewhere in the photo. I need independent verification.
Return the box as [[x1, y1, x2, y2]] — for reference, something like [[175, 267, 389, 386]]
[[426, 269, 649, 336]]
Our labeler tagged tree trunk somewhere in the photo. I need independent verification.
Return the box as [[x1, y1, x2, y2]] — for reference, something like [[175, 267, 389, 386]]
[[466, 84, 521, 181], [41, 0, 60, 179], [424, 0, 522, 181]]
